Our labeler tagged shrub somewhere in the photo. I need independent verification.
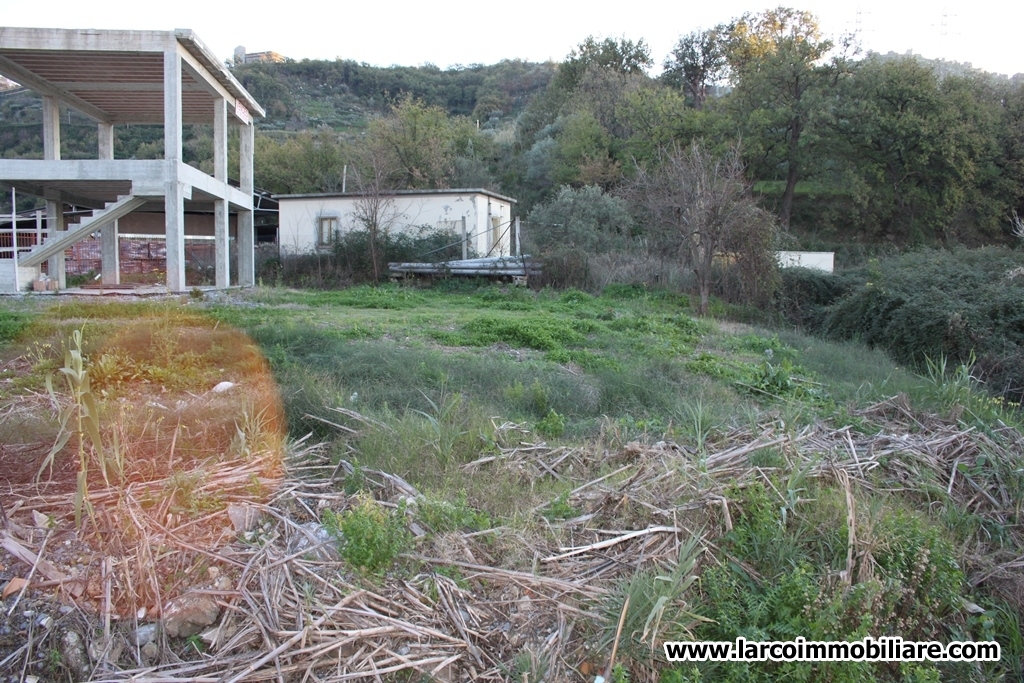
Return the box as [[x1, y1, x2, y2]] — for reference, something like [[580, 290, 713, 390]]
[[821, 248, 1024, 401], [324, 494, 410, 575], [261, 226, 466, 287], [774, 267, 863, 331], [0, 311, 30, 344]]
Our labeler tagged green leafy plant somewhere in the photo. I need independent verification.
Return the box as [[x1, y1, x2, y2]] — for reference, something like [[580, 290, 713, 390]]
[[536, 408, 566, 438], [417, 493, 491, 533], [324, 494, 410, 576], [543, 491, 580, 520]]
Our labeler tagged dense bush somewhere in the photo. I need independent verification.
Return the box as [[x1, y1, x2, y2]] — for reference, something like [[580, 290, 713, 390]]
[[821, 248, 1024, 400], [774, 267, 865, 331], [257, 227, 466, 288]]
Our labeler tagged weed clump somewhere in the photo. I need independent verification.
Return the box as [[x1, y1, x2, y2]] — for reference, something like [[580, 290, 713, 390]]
[[324, 494, 410, 576]]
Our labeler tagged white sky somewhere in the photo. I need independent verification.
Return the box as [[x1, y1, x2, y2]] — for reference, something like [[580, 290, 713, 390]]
[[1, 0, 1021, 77]]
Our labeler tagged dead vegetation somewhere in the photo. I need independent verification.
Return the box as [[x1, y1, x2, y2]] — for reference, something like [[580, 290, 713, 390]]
[[2, 393, 1021, 681]]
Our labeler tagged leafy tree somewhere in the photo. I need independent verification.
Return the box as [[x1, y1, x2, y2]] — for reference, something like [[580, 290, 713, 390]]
[[617, 84, 735, 166], [366, 95, 478, 189], [254, 130, 348, 194], [554, 36, 653, 94], [725, 7, 843, 229], [825, 56, 1010, 243], [627, 142, 779, 314], [526, 184, 635, 254], [551, 111, 620, 188], [662, 27, 729, 110]]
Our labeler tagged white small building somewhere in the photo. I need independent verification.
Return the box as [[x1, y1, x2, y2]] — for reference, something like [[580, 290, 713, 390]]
[[776, 251, 835, 273], [276, 189, 518, 258]]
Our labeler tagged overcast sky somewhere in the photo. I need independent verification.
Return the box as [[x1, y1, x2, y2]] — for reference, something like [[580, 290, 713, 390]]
[[2, 0, 1021, 77]]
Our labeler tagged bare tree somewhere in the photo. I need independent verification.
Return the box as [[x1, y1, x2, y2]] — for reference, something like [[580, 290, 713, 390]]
[[350, 148, 402, 282], [627, 141, 778, 314]]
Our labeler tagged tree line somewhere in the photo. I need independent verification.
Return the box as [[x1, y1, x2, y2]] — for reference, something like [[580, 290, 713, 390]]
[[245, 7, 1024, 253], [2, 7, 1022, 249]]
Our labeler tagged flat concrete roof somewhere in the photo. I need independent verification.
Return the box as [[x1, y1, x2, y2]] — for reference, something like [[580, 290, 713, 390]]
[[275, 188, 518, 204], [0, 27, 265, 124]]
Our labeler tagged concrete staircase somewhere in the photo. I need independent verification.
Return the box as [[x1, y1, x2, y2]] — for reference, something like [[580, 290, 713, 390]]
[[19, 194, 146, 268]]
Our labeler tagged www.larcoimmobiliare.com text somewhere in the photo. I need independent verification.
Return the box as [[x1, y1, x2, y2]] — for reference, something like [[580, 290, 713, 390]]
[[664, 636, 1000, 663]]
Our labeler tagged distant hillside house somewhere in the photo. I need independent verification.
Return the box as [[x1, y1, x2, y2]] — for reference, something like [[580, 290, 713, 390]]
[[233, 46, 286, 64], [275, 189, 518, 258]]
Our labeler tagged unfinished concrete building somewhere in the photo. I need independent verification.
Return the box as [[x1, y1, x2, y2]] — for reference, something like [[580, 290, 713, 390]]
[[0, 27, 265, 292]]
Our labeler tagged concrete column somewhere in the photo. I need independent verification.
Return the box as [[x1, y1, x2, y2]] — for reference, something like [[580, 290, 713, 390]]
[[164, 49, 186, 291], [42, 96, 60, 160], [45, 199, 65, 288], [43, 96, 65, 287], [213, 98, 229, 288], [237, 122, 255, 286], [101, 218, 119, 285], [8, 188, 18, 292], [97, 123, 114, 160], [97, 123, 118, 283]]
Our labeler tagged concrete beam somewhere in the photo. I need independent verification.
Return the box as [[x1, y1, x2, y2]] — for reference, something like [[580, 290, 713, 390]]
[[0, 159, 165, 182], [10, 182, 107, 210], [174, 29, 265, 118], [0, 27, 176, 53], [0, 54, 113, 123], [178, 48, 250, 123], [50, 81, 210, 93], [109, 113, 236, 125], [23, 195, 146, 268], [175, 163, 250, 208]]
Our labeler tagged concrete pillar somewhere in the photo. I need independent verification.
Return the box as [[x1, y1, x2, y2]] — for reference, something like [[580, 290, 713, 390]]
[[164, 49, 186, 291], [97, 123, 114, 160], [8, 188, 18, 293], [237, 122, 255, 286], [45, 199, 65, 288], [97, 123, 119, 284], [42, 96, 60, 160], [213, 98, 229, 288], [101, 219, 119, 285], [43, 96, 65, 287]]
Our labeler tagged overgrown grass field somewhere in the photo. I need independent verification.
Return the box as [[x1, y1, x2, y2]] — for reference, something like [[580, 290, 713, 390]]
[[1, 282, 1021, 682]]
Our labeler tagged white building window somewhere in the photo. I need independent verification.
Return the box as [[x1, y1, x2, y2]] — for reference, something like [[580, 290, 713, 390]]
[[318, 215, 339, 247]]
